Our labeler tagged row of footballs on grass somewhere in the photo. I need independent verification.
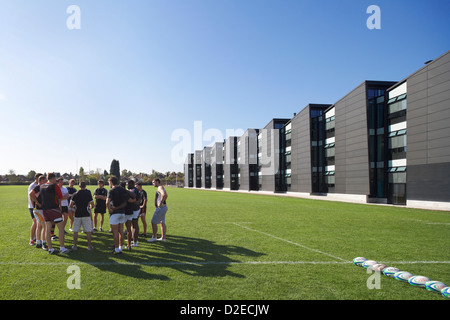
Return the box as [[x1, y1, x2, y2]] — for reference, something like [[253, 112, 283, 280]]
[[353, 257, 450, 299]]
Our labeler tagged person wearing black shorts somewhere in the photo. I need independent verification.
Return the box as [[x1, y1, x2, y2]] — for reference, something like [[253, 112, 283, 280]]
[[136, 182, 148, 237], [93, 180, 108, 231]]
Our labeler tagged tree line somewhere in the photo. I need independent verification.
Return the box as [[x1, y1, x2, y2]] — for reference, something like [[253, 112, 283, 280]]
[[0, 159, 184, 186]]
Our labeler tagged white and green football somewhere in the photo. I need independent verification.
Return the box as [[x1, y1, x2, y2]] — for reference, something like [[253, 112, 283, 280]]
[[362, 260, 377, 269], [394, 271, 414, 282], [382, 267, 400, 277], [424, 281, 447, 293], [352, 257, 367, 267], [408, 276, 430, 287]]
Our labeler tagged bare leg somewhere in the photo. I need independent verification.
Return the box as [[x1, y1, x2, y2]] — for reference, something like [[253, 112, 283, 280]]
[[160, 223, 166, 240], [132, 219, 139, 245]]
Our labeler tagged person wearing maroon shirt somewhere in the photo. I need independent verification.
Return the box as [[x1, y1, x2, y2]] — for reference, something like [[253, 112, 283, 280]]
[[40, 173, 70, 254]]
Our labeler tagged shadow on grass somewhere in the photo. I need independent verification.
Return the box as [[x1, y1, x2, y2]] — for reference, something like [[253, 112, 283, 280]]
[[57, 231, 265, 280]]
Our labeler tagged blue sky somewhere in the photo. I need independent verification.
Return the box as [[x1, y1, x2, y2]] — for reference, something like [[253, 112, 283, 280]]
[[0, 0, 449, 176]]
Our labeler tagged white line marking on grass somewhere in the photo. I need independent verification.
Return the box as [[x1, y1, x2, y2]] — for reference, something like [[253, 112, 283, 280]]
[[0, 260, 350, 267], [0, 260, 448, 267], [382, 261, 450, 265], [231, 223, 347, 261], [426, 222, 450, 225], [400, 218, 450, 225]]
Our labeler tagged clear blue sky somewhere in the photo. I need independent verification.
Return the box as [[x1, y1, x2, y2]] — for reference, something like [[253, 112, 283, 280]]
[[0, 0, 449, 176]]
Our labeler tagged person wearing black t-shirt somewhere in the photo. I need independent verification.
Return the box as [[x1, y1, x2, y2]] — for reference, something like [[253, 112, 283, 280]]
[[69, 181, 94, 251], [106, 176, 130, 254], [93, 180, 108, 232], [66, 179, 77, 232], [123, 180, 137, 250], [136, 182, 148, 237], [127, 180, 141, 248]]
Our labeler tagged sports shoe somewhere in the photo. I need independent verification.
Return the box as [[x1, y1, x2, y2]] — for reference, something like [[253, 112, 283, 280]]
[[29, 239, 36, 246], [48, 248, 57, 255], [35, 243, 42, 249], [72, 245, 78, 251], [60, 247, 71, 254], [147, 237, 157, 242], [109, 249, 122, 255], [157, 238, 166, 242]]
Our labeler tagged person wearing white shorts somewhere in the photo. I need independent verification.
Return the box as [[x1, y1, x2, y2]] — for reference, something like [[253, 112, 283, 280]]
[[106, 176, 130, 254], [148, 178, 168, 243], [73, 216, 93, 233], [29, 175, 48, 250], [109, 213, 126, 225], [127, 180, 141, 248]]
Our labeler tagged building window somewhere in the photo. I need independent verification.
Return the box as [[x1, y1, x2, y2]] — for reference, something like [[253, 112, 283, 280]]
[[387, 91, 407, 205], [388, 95, 407, 114]]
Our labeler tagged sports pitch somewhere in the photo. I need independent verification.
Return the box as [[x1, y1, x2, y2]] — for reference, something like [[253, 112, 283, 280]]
[[0, 185, 449, 300]]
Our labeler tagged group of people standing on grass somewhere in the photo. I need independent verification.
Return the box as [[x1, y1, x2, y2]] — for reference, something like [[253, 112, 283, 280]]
[[27, 172, 168, 255]]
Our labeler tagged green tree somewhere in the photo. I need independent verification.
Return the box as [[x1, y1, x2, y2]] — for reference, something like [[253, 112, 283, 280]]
[[27, 170, 37, 180], [110, 159, 120, 179], [79, 167, 86, 182], [7, 169, 18, 182]]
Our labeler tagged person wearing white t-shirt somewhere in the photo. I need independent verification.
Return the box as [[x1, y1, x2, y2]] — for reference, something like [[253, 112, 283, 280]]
[[57, 178, 71, 233], [27, 173, 42, 245]]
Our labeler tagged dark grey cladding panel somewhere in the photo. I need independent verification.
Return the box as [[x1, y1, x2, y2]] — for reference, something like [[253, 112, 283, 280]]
[[407, 162, 450, 202], [290, 106, 311, 193], [334, 82, 370, 195], [407, 51, 450, 167]]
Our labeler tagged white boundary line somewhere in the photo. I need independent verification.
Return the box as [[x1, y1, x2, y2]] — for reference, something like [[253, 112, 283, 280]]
[[0, 261, 349, 266], [231, 222, 347, 261], [0, 260, 448, 267]]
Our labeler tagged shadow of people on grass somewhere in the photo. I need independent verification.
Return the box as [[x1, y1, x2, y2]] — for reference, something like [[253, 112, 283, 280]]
[[57, 232, 265, 281]]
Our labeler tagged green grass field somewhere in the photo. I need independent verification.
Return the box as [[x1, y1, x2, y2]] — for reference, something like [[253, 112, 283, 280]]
[[0, 185, 449, 301]]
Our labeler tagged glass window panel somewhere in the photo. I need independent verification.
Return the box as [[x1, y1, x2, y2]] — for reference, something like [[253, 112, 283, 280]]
[[388, 97, 397, 104], [396, 93, 407, 101]]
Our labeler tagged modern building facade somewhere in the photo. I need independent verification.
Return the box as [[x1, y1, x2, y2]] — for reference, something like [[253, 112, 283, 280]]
[[210, 142, 224, 189], [326, 80, 397, 202], [184, 51, 450, 210], [288, 104, 331, 194], [193, 150, 202, 188], [387, 51, 450, 209], [201, 147, 212, 189], [258, 119, 290, 192], [238, 129, 260, 191], [184, 153, 194, 188], [223, 136, 239, 190]]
